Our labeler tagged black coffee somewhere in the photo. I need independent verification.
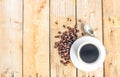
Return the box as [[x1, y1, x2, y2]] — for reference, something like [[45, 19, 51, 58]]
[[80, 44, 99, 63]]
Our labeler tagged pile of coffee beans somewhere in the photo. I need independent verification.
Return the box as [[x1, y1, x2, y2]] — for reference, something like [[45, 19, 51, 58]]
[[54, 25, 79, 66]]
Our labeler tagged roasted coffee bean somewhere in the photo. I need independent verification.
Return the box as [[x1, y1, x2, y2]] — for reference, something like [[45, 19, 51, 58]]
[[54, 45, 57, 48], [66, 46, 70, 49], [64, 62, 67, 66], [54, 35, 60, 38], [61, 55, 64, 58], [66, 60, 70, 63], [60, 60, 64, 63], [58, 31, 62, 34], [67, 18, 70, 21], [67, 26, 70, 30], [64, 51, 69, 56], [81, 33, 85, 36], [63, 25, 66, 28], [55, 21, 58, 24]]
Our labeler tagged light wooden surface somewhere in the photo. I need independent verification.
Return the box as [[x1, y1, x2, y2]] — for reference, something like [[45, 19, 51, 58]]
[[0, 0, 22, 77], [0, 0, 120, 77], [103, 0, 120, 77], [24, 0, 49, 77]]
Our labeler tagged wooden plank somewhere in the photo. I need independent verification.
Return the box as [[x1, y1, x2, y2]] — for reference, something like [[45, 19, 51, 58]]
[[103, 0, 120, 77], [50, 0, 76, 77], [77, 0, 103, 77], [24, 0, 49, 77], [0, 0, 22, 77]]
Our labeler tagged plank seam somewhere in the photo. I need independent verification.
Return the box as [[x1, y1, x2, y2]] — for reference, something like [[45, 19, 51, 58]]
[[101, 0, 105, 77], [22, 0, 24, 76], [75, 0, 78, 77], [49, 0, 51, 77]]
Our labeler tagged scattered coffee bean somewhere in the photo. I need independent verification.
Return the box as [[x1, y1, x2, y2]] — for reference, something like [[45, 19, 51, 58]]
[[66, 61, 70, 64], [54, 25, 79, 66], [60, 60, 64, 63], [55, 21, 58, 24], [54, 35, 60, 38], [81, 33, 85, 36], [58, 31, 61, 34], [67, 18, 70, 21], [63, 25, 66, 28]]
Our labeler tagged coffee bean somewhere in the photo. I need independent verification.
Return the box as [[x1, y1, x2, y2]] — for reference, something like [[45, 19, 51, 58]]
[[81, 33, 85, 36], [67, 26, 71, 30], [58, 31, 61, 34], [61, 55, 64, 58], [54, 45, 57, 48], [66, 45, 69, 49], [54, 35, 60, 38], [64, 62, 67, 66], [60, 60, 64, 63], [55, 21, 58, 24], [64, 52, 68, 56], [63, 25, 66, 28], [67, 18, 70, 21]]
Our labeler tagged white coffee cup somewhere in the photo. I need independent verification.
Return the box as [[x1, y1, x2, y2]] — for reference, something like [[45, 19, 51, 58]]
[[70, 36, 106, 72]]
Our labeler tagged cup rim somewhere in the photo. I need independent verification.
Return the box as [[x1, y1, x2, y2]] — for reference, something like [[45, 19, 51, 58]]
[[77, 41, 101, 64], [70, 36, 106, 71]]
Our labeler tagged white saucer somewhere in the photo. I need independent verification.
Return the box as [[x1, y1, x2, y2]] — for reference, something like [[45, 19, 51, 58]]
[[70, 36, 106, 72]]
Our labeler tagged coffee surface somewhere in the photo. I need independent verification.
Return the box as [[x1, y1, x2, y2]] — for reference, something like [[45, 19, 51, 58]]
[[80, 44, 99, 63]]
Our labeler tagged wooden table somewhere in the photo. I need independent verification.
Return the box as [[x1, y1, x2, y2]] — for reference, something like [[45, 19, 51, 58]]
[[0, 0, 120, 77]]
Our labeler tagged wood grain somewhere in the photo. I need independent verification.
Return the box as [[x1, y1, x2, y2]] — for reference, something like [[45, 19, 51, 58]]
[[103, 0, 120, 77], [1, 0, 120, 77], [24, 0, 49, 77], [0, 0, 22, 77], [77, 0, 103, 77], [50, 0, 76, 77]]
